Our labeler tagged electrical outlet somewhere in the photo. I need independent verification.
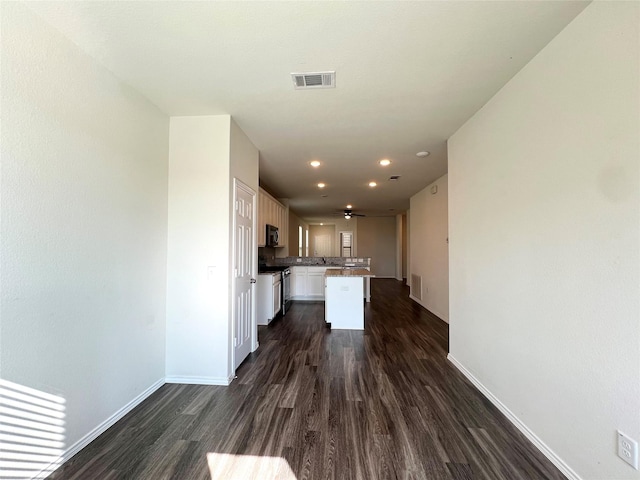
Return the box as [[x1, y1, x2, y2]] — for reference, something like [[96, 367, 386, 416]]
[[618, 431, 639, 469]]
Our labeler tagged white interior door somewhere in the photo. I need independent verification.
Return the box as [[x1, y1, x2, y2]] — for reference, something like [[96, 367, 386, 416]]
[[233, 179, 256, 371], [314, 234, 332, 257]]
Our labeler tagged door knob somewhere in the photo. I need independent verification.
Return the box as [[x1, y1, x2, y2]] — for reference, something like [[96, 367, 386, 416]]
[[250, 278, 257, 284]]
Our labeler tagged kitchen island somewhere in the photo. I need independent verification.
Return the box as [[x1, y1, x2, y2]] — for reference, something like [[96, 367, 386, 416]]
[[324, 269, 375, 330]]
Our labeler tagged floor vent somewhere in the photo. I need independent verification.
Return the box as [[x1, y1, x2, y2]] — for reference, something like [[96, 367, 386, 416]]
[[411, 274, 422, 300], [291, 71, 336, 89]]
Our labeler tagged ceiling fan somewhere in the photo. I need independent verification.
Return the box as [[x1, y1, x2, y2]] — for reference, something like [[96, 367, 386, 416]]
[[342, 209, 365, 219]]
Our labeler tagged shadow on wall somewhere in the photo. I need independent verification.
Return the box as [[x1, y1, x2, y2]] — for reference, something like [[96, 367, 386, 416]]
[[0, 379, 66, 478]]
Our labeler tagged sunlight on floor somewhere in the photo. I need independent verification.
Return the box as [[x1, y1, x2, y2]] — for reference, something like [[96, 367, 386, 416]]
[[0, 379, 66, 479], [207, 452, 297, 480]]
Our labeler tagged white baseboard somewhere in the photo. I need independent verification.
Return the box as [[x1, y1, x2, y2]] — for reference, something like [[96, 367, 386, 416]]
[[409, 293, 423, 306], [447, 354, 582, 480], [165, 375, 232, 386], [36, 377, 166, 479], [33, 374, 234, 478], [408, 294, 449, 324]]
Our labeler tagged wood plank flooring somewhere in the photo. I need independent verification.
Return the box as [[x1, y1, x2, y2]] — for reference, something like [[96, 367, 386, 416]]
[[51, 279, 565, 480]]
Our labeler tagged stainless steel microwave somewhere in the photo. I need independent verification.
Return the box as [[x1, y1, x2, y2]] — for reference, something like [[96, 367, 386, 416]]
[[266, 224, 279, 247]]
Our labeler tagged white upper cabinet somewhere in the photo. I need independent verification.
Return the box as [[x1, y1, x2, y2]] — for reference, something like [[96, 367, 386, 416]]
[[257, 187, 288, 248]]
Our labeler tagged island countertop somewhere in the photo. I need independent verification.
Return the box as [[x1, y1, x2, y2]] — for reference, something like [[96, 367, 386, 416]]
[[324, 268, 375, 277]]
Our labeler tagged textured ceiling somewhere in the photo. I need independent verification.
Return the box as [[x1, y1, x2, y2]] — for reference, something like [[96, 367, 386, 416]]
[[27, 1, 589, 217]]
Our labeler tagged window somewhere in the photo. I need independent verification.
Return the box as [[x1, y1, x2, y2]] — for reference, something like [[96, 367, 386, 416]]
[[340, 231, 353, 257], [305, 229, 309, 257], [298, 226, 303, 257]]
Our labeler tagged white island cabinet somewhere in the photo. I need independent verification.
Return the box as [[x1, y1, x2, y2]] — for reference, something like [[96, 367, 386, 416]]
[[324, 269, 375, 330], [290, 266, 326, 300]]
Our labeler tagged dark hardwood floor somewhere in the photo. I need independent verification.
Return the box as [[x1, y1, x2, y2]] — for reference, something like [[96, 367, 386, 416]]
[[51, 279, 565, 480]]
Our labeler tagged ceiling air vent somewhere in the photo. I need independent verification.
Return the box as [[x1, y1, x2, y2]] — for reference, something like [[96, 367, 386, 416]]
[[291, 71, 336, 89], [389, 175, 401, 181]]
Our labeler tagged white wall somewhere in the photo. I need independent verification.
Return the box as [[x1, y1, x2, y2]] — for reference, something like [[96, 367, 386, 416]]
[[166, 115, 258, 383], [356, 217, 397, 277], [401, 214, 407, 279], [228, 118, 260, 367], [0, 0, 169, 454], [309, 224, 337, 257], [409, 175, 449, 322], [448, 3, 639, 479], [288, 209, 309, 257], [166, 116, 232, 383], [230, 119, 259, 195], [303, 216, 358, 257], [395, 214, 404, 280]]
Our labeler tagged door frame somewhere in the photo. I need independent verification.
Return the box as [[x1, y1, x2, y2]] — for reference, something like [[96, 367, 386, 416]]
[[338, 230, 355, 257], [230, 178, 258, 378]]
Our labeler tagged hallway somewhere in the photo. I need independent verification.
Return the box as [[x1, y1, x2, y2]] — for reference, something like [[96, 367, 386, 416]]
[[52, 279, 564, 479]]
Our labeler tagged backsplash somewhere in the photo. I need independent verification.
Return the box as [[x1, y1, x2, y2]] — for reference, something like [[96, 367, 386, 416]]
[[258, 247, 276, 265], [273, 256, 371, 267]]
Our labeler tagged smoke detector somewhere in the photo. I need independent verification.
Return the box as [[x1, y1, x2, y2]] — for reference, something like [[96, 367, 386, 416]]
[[291, 71, 336, 89]]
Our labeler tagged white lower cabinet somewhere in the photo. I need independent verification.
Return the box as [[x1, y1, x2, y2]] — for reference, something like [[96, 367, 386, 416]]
[[290, 266, 326, 300], [257, 273, 281, 325], [291, 268, 305, 298], [307, 269, 325, 298], [272, 279, 282, 318]]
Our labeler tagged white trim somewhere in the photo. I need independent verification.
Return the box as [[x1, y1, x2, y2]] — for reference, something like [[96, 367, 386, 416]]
[[447, 354, 582, 480], [395, 213, 403, 281], [165, 375, 233, 386], [408, 294, 449, 323], [231, 178, 257, 374], [409, 293, 421, 304], [35, 378, 165, 479]]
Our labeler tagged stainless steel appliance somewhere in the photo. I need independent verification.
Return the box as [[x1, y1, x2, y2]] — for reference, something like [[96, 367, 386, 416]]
[[282, 268, 291, 315], [266, 224, 279, 247]]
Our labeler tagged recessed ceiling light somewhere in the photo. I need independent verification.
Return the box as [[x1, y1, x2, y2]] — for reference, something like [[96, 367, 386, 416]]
[[310, 160, 321, 168], [317, 182, 326, 188], [416, 151, 430, 157], [320, 223, 324, 226], [379, 159, 391, 166], [346, 204, 353, 209], [369, 181, 377, 187]]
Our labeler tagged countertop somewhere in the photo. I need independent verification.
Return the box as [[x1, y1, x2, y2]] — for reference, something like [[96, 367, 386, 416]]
[[285, 263, 368, 268], [324, 268, 375, 277]]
